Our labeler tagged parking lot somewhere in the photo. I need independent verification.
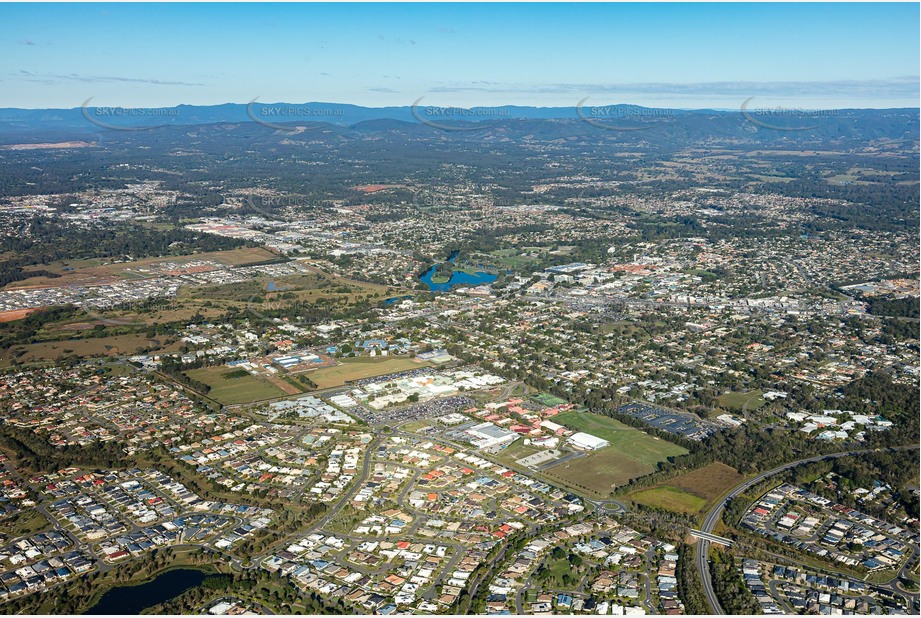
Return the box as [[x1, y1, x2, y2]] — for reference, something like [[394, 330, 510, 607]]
[[616, 402, 715, 440]]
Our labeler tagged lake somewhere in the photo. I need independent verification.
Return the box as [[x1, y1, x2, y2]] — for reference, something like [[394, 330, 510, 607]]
[[419, 251, 497, 292], [85, 568, 215, 615], [383, 295, 413, 305], [418, 264, 497, 292]]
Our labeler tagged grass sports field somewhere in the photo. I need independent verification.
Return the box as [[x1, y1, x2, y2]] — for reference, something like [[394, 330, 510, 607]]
[[305, 356, 431, 389], [717, 390, 767, 412], [629, 462, 745, 516], [184, 366, 290, 405], [534, 392, 567, 406], [554, 410, 687, 467], [540, 410, 688, 497]]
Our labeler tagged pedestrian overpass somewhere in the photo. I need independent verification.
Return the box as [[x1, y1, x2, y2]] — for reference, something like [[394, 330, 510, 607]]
[[689, 529, 734, 547]]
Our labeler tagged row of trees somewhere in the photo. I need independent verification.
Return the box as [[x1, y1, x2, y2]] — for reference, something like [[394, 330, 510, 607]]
[[863, 294, 920, 318], [158, 358, 212, 395], [0, 304, 80, 349], [675, 543, 709, 614], [709, 547, 761, 614]]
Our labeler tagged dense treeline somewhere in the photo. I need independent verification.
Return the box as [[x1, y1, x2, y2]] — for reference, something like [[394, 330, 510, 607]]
[[699, 371, 919, 474], [159, 358, 212, 394], [0, 218, 248, 287], [630, 214, 787, 242], [709, 547, 761, 614], [0, 424, 128, 472], [453, 223, 553, 254], [676, 543, 710, 614], [839, 371, 919, 446], [232, 293, 375, 324], [880, 317, 920, 342], [864, 294, 920, 319], [791, 449, 921, 520], [0, 304, 80, 348], [761, 177, 919, 233]]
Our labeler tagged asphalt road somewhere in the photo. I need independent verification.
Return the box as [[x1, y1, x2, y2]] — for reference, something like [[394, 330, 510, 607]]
[[305, 435, 382, 533], [696, 445, 920, 615]]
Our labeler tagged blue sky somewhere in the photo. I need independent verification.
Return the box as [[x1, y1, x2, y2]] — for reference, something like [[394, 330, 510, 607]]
[[2, 2, 918, 109]]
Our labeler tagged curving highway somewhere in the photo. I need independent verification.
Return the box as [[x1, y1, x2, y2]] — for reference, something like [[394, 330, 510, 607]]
[[696, 445, 920, 615]]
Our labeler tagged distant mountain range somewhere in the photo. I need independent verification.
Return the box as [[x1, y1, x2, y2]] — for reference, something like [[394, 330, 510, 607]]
[[0, 102, 690, 131], [0, 102, 917, 148]]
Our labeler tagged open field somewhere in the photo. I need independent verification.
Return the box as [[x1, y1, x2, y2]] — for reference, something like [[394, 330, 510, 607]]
[[182, 266, 395, 308], [295, 261, 396, 292], [400, 419, 433, 432], [3, 246, 280, 291], [540, 411, 688, 498], [598, 320, 647, 338], [0, 334, 182, 367], [185, 366, 290, 405], [717, 390, 767, 412], [631, 486, 707, 514], [472, 248, 546, 270], [670, 462, 745, 500], [554, 410, 688, 467], [305, 356, 431, 389], [0, 509, 51, 537], [36, 263, 397, 330], [85, 267, 391, 328], [74, 302, 234, 328], [495, 440, 545, 466], [628, 462, 745, 516], [0, 308, 42, 323], [542, 449, 652, 496]]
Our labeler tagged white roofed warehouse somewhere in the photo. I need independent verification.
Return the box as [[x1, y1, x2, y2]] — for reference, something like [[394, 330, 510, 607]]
[[567, 432, 610, 451]]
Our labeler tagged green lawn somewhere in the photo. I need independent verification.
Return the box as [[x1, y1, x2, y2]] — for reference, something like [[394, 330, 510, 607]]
[[533, 555, 576, 589], [631, 486, 707, 514], [542, 449, 654, 496], [598, 321, 645, 337], [0, 509, 50, 537], [307, 357, 430, 389], [185, 366, 288, 405], [717, 390, 767, 412], [541, 411, 688, 497], [534, 393, 567, 407], [482, 249, 543, 269], [554, 410, 687, 468]]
